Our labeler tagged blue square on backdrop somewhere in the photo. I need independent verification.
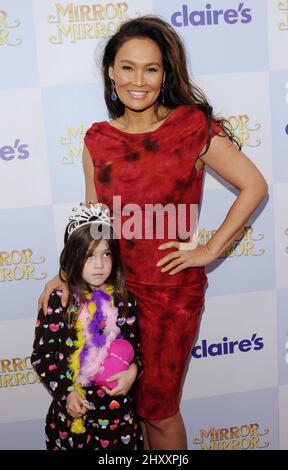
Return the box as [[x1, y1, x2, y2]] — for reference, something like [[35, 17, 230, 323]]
[[0, 418, 45, 450], [41, 82, 106, 204], [0, 205, 58, 320], [154, 0, 269, 75], [0, 0, 39, 88], [199, 185, 275, 297], [270, 71, 288, 183], [277, 288, 288, 386]]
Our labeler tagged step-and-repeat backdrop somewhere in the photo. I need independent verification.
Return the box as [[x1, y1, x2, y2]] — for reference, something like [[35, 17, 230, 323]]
[[0, 0, 287, 450]]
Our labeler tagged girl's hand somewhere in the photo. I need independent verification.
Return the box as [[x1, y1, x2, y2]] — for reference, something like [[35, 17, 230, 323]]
[[38, 274, 69, 315], [66, 391, 95, 419], [157, 241, 216, 275], [101, 363, 138, 397]]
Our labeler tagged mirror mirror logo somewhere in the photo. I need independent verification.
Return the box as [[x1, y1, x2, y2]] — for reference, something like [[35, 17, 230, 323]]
[[171, 2, 252, 27]]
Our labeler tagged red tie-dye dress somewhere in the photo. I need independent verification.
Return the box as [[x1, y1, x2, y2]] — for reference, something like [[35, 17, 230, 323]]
[[84, 104, 221, 420]]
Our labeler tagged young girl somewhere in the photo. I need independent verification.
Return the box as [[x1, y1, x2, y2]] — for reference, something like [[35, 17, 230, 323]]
[[31, 203, 143, 450]]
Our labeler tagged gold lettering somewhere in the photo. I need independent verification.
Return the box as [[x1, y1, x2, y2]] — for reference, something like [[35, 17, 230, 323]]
[[238, 115, 260, 132], [0, 267, 12, 281], [230, 426, 240, 439], [15, 372, 26, 385], [200, 428, 214, 442], [239, 438, 250, 449], [117, 2, 129, 19], [200, 442, 217, 450], [61, 146, 82, 164], [59, 125, 85, 145], [50, 24, 75, 44], [219, 428, 230, 441], [279, 0, 288, 10], [250, 422, 260, 435], [239, 425, 250, 438], [23, 357, 32, 370], [0, 356, 41, 387], [12, 358, 24, 372], [198, 229, 217, 245], [254, 436, 269, 449], [26, 264, 47, 281], [278, 1, 288, 30], [26, 371, 38, 385], [0, 11, 22, 46], [219, 441, 230, 449], [80, 5, 92, 21], [0, 251, 11, 265], [193, 423, 270, 450], [81, 22, 93, 39], [22, 248, 33, 263], [12, 266, 25, 280], [1, 359, 12, 373], [227, 115, 261, 147], [105, 3, 118, 20], [250, 435, 260, 448], [3, 374, 14, 387], [93, 21, 109, 37], [245, 226, 264, 241], [229, 439, 240, 450], [48, 3, 74, 23], [10, 250, 22, 265], [92, 4, 105, 20], [73, 4, 79, 22], [76, 22, 82, 40]]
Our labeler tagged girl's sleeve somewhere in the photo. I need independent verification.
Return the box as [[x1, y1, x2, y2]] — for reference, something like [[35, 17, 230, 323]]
[[123, 293, 143, 380], [31, 291, 74, 403]]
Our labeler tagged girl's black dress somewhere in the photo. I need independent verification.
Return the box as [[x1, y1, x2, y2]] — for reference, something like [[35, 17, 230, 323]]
[[31, 290, 143, 450]]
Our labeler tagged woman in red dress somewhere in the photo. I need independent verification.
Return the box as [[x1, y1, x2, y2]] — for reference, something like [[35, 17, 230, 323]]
[[39, 16, 268, 449]]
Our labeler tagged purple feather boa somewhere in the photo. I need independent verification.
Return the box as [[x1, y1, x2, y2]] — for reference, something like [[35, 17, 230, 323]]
[[76, 288, 120, 386]]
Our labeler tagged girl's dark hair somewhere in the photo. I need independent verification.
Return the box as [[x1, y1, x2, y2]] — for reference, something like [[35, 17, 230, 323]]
[[102, 15, 240, 154], [59, 223, 128, 323]]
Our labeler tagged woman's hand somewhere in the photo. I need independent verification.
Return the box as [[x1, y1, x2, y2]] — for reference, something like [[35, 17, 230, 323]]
[[156, 241, 216, 275], [101, 363, 138, 397], [37, 274, 69, 315], [66, 391, 95, 419]]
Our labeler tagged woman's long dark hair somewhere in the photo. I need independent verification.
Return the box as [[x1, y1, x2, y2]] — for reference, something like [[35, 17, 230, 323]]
[[102, 15, 240, 154], [59, 224, 128, 322]]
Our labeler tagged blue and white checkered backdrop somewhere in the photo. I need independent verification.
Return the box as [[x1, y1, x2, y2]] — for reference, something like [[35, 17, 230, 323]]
[[0, 0, 287, 450]]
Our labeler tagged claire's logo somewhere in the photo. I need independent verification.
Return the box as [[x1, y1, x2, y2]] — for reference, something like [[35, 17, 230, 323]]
[[192, 333, 264, 359], [0, 139, 30, 161], [171, 2, 252, 27]]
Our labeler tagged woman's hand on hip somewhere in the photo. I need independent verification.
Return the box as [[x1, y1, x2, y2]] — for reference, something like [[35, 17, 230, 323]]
[[157, 240, 216, 274], [37, 273, 69, 315]]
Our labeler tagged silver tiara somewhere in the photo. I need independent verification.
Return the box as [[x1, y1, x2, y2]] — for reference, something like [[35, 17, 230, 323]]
[[67, 202, 113, 238]]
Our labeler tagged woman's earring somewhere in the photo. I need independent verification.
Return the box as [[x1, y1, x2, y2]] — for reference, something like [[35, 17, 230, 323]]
[[111, 79, 118, 102], [161, 82, 165, 103]]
